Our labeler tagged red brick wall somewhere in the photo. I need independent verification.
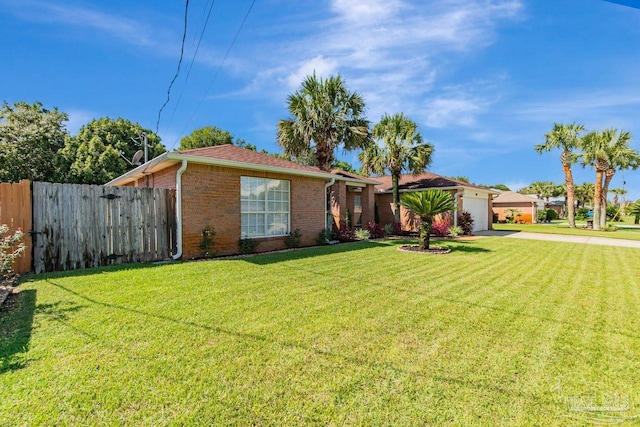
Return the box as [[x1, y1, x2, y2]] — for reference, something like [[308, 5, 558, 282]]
[[493, 202, 536, 223], [376, 190, 457, 231], [179, 164, 326, 257]]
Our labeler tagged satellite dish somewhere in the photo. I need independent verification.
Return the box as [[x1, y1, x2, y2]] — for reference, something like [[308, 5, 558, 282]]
[[132, 150, 144, 166]]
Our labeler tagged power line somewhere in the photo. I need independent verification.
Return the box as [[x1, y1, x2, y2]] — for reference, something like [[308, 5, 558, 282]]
[[156, 0, 190, 134], [174, 0, 257, 147], [165, 0, 217, 132]]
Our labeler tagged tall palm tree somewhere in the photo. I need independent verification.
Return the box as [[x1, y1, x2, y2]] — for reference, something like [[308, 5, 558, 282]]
[[535, 123, 584, 228], [400, 190, 456, 250], [359, 113, 434, 223], [277, 73, 370, 172], [582, 129, 637, 230], [520, 181, 555, 202], [575, 182, 595, 209]]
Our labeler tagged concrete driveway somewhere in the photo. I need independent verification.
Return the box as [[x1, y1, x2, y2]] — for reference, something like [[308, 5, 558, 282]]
[[475, 230, 640, 248]]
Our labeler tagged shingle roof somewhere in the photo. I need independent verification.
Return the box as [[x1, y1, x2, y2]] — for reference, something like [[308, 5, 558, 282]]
[[330, 169, 381, 185], [373, 172, 489, 192], [493, 191, 541, 204], [178, 144, 326, 174]]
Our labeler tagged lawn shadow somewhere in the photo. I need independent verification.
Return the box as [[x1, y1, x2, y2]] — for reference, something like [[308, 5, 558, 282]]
[[0, 289, 37, 374], [240, 240, 387, 265], [26, 261, 171, 282]]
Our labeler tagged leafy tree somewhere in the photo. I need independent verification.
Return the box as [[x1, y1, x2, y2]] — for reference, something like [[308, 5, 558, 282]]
[[536, 123, 584, 228], [0, 101, 69, 182], [60, 117, 165, 185], [520, 181, 556, 202], [582, 129, 638, 230], [360, 113, 433, 223], [400, 189, 456, 250], [179, 126, 234, 150], [333, 160, 357, 173], [489, 184, 510, 191], [277, 73, 370, 172], [451, 176, 470, 183]]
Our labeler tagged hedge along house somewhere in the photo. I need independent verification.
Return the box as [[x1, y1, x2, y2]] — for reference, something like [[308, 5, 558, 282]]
[[492, 191, 544, 223], [374, 173, 498, 232], [106, 145, 377, 258]]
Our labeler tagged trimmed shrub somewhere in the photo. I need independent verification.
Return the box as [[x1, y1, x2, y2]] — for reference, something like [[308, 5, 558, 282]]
[[458, 211, 474, 235], [546, 209, 558, 221], [431, 221, 450, 237], [238, 238, 259, 254], [367, 222, 386, 239], [537, 209, 548, 222], [354, 228, 371, 240], [284, 229, 302, 248], [317, 228, 333, 245], [449, 226, 463, 237]]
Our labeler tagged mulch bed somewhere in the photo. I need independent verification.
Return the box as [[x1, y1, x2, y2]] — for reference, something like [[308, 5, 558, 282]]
[[397, 245, 452, 254], [0, 275, 19, 308]]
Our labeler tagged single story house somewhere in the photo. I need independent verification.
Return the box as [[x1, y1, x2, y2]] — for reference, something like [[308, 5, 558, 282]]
[[374, 173, 498, 232], [107, 145, 377, 258], [492, 191, 544, 223]]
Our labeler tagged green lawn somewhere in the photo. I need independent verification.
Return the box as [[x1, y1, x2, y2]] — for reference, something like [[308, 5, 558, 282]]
[[494, 221, 640, 241], [2, 238, 640, 425]]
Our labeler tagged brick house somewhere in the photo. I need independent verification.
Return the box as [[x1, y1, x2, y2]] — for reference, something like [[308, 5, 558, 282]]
[[492, 191, 544, 223], [374, 173, 498, 232], [107, 145, 377, 258]]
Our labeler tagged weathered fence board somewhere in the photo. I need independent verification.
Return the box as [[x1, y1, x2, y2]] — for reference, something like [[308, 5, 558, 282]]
[[32, 182, 175, 273], [0, 180, 32, 273]]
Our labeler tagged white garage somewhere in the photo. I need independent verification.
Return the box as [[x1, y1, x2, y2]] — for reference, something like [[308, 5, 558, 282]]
[[461, 189, 492, 232]]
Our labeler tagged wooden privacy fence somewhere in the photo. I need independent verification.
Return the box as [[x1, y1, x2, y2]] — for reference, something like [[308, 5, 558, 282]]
[[31, 182, 176, 273], [0, 180, 33, 274]]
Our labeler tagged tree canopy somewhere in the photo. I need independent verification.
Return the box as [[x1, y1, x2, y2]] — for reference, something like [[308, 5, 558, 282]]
[[60, 117, 165, 185], [179, 126, 234, 150], [0, 101, 69, 182], [278, 73, 371, 171]]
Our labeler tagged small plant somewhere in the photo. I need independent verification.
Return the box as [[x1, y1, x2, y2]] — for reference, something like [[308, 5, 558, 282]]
[[606, 205, 623, 222], [575, 207, 590, 220], [354, 228, 371, 240], [284, 229, 302, 248], [317, 228, 333, 245], [384, 223, 395, 236], [605, 223, 618, 232], [537, 209, 548, 222], [458, 211, 474, 235], [1, 224, 26, 276], [431, 221, 450, 237], [238, 237, 259, 255], [199, 225, 216, 258], [367, 222, 385, 239], [505, 208, 522, 224], [545, 209, 558, 221], [333, 223, 355, 242], [449, 226, 463, 237]]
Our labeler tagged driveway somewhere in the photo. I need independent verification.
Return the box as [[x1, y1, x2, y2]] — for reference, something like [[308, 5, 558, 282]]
[[475, 230, 640, 248]]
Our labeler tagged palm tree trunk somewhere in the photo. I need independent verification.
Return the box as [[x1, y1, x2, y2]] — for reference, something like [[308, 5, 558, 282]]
[[419, 216, 430, 250], [392, 174, 400, 224], [593, 170, 604, 230], [600, 171, 614, 229], [563, 162, 576, 228]]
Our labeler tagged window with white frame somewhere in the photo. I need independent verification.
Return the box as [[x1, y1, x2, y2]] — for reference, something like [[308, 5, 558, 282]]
[[240, 177, 290, 238]]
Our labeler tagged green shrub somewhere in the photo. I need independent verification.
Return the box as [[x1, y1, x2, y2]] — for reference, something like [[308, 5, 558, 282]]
[[199, 225, 216, 258], [384, 223, 394, 236], [284, 229, 302, 248], [316, 228, 333, 245], [354, 228, 370, 240], [545, 209, 558, 221], [606, 205, 623, 222], [238, 238, 259, 254], [449, 226, 463, 237], [605, 223, 618, 232], [537, 210, 548, 222], [575, 207, 590, 220]]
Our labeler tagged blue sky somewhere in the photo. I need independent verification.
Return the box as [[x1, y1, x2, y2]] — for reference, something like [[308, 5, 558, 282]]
[[2, 0, 640, 199]]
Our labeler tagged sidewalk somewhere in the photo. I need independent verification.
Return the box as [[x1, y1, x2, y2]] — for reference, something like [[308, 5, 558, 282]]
[[475, 230, 640, 248]]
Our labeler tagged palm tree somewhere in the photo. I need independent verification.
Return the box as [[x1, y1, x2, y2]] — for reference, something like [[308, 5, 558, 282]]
[[277, 73, 370, 172], [359, 113, 434, 223], [400, 189, 456, 250], [610, 188, 627, 206], [520, 181, 555, 202], [536, 123, 584, 228], [575, 182, 595, 209], [630, 201, 640, 225], [582, 129, 638, 230]]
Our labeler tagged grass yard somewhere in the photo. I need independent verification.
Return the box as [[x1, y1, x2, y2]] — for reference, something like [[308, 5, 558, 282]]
[[494, 221, 640, 241], [2, 237, 640, 424]]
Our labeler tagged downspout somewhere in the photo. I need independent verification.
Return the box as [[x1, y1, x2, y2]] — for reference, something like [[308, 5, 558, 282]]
[[172, 160, 188, 260], [453, 189, 464, 227], [325, 177, 336, 230]]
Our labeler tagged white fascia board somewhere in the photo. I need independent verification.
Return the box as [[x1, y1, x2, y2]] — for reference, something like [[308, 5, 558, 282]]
[[166, 152, 337, 180], [106, 152, 172, 186]]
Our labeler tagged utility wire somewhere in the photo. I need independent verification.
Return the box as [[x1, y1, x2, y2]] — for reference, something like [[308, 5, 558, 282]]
[[165, 0, 217, 132], [174, 0, 257, 147], [156, 0, 190, 134]]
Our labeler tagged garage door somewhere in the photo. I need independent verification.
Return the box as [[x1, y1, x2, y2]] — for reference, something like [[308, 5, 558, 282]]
[[463, 196, 488, 232]]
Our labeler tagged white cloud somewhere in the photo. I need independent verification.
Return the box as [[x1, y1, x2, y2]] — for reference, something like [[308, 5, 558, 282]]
[[423, 97, 484, 128]]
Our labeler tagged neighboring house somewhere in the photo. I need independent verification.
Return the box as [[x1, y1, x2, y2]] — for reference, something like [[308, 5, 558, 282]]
[[373, 173, 498, 232], [492, 191, 544, 223], [107, 145, 377, 258]]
